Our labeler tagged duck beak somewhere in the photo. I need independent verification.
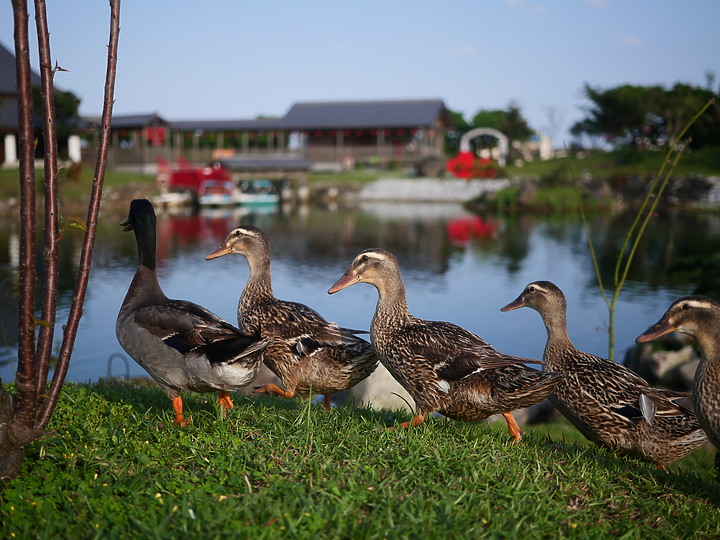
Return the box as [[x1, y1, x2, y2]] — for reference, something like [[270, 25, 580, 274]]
[[500, 295, 526, 312], [328, 269, 359, 294], [205, 244, 232, 260], [120, 216, 132, 232], [636, 318, 676, 343]]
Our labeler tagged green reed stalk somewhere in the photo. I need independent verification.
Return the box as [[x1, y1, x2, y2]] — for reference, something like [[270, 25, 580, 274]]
[[578, 99, 715, 360]]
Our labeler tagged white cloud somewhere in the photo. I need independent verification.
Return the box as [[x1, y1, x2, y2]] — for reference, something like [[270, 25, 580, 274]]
[[442, 45, 477, 58], [620, 34, 643, 46]]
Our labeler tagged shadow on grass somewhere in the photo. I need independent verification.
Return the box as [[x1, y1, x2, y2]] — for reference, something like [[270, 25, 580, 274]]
[[83, 378, 720, 505], [540, 434, 720, 506]]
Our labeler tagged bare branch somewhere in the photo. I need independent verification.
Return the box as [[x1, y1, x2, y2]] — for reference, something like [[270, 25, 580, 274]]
[[33, 0, 60, 398], [11, 0, 39, 427], [38, 0, 122, 429]]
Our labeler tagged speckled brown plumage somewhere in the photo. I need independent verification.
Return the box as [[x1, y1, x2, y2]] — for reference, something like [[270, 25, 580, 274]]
[[503, 281, 707, 467], [328, 248, 562, 440], [637, 295, 720, 455], [206, 226, 377, 409]]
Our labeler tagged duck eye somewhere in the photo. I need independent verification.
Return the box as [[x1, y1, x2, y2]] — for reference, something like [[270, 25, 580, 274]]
[[528, 285, 536, 293], [360, 254, 368, 263], [681, 303, 690, 310]]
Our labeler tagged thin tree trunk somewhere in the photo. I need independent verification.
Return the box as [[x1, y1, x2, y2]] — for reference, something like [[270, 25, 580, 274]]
[[39, 0, 121, 429], [11, 0, 39, 431], [34, 0, 61, 398], [1, 0, 122, 479]]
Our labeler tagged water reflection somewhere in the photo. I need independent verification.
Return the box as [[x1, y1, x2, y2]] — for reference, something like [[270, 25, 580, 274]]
[[1, 203, 719, 390]]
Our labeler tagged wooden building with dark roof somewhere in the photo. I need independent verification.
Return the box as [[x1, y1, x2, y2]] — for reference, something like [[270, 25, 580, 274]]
[[81, 99, 452, 172], [279, 99, 452, 167], [0, 41, 42, 165]]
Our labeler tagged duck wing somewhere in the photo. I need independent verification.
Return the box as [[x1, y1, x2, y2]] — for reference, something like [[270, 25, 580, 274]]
[[400, 320, 541, 381], [244, 299, 366, 357], [135, 299, 265, 363]]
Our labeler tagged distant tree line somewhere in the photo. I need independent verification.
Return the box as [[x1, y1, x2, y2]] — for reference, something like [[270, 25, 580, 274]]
[[570, 79, 719, 150], [448, 76, 719, 155]]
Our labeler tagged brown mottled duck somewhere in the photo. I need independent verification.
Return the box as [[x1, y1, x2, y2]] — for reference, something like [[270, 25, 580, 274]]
[[637, 295, 720, 458], [205, 225, 378, 411], [502, 281, 707, 468], [328, 248, 561, 442]]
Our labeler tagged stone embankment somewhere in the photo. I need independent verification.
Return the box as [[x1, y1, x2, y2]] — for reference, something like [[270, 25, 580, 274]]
[[348, 177, 511, 202]]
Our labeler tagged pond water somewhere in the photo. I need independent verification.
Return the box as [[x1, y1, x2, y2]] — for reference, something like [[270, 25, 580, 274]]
[[1, 200, 718, 386]]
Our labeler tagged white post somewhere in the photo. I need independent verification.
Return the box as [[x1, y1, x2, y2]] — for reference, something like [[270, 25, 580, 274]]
[[68, 134, 82, 162], [4, 134, 18, 167]]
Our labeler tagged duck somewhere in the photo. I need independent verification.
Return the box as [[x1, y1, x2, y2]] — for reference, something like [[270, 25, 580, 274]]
[[502, 281, 707, 468], [116, 199, 270, 426], [637, 295, 720, 457], [205, 225, 378, 411], [327, 248, 562, 442]]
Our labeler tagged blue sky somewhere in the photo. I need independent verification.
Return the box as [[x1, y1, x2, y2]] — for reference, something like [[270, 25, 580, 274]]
[[1, 0, 718, 145]]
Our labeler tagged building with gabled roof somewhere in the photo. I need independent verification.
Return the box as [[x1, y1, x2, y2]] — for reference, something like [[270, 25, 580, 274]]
[[81, 99, 453, 172]]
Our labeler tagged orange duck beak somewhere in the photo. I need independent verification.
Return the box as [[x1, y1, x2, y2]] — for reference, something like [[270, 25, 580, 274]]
[[636, 317, 677, 343], [205, 244, 233, 260], [500, 295, 526, 312], [328, 268, 359, 294]]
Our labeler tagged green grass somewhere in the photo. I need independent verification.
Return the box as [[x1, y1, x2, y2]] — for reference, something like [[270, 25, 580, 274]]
[[2, 381, 718, 538], [504, 146, 720, 182], [0, 166, 155, 202]]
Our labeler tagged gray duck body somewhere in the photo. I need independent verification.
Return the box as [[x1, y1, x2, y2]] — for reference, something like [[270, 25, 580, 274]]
[[116, 200, 269, 420], [505, 281, 707, 467], [206, 226, 378, 400]]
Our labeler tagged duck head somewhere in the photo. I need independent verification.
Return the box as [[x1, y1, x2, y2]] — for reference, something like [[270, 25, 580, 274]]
[[328, 248, 400, 295], [636, 295, 720, 343], [501, 280, 566, 315], [205, 225, 269, 261]]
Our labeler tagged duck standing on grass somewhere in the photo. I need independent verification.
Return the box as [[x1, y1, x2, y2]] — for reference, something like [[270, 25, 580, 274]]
[[116, 199, 270, 426], [205, 226, 378, 411], [637, 296, 720, 460], [327, 248, 562, 442], [502, 281, 707, 468]]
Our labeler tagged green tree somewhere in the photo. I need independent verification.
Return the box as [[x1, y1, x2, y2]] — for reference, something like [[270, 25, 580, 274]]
[[471, 102, 534, 158], [444, 109, 471, 154], [572, 82, 719, 149], [31, 87, 81, 159]]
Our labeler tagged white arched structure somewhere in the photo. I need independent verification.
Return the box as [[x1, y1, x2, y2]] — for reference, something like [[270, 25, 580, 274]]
[[459, 128, 509, 167]]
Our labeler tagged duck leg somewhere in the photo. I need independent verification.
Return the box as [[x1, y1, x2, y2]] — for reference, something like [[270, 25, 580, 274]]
[[323, 394, 332, 412], [172, 396, 191, 427], [502, 412, 523, 443], [218, 391, 234, 417], [253, 383, 296, 400], [393, 415, 426, 429]]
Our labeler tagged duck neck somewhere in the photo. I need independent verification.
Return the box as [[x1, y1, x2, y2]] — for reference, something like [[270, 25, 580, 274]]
[[122, 224, 165, 309], [694, 332, 720, 395], [540, 305, 572, 349], [371, 273, 413, 333], [240, 251, 274, 310]]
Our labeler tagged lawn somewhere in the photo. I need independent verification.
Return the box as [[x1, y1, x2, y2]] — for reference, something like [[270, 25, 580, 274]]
[[1, 381, 718, 538]]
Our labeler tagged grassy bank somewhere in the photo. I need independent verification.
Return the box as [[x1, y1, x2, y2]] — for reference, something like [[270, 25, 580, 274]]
[[1, 381, 718, 538]]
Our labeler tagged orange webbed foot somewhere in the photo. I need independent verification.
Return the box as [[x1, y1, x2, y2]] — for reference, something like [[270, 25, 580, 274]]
[[252, 383, 296, 400], [388, 415, 426, 430], [218, 391, 234, 417], [502, 412, 523, 444], [172, 396, 192, 427]]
